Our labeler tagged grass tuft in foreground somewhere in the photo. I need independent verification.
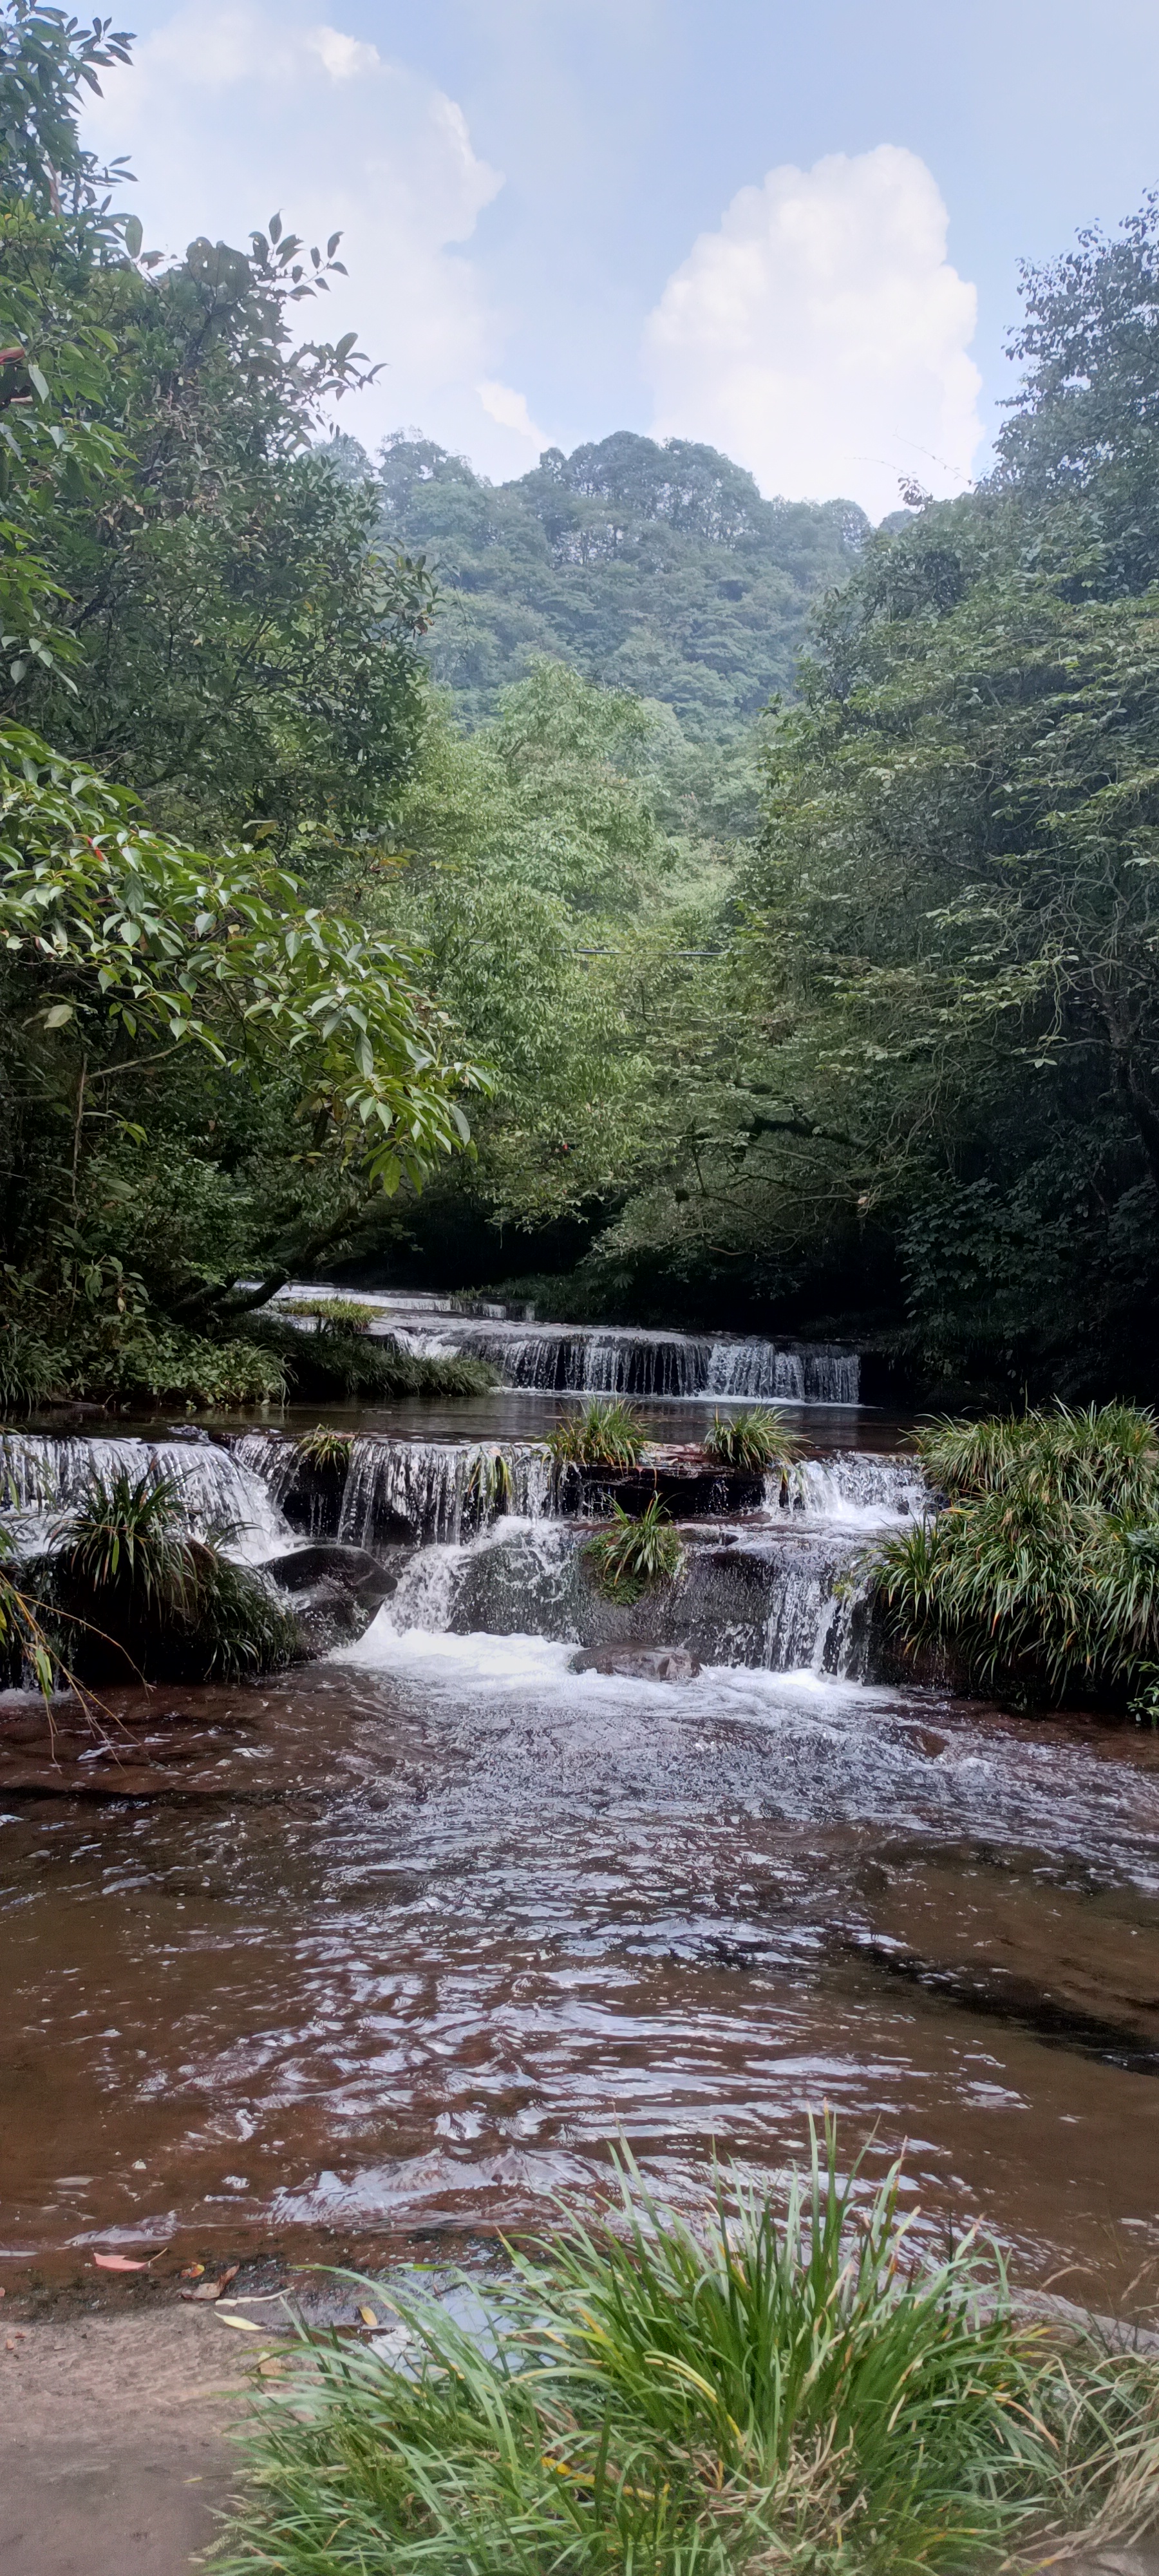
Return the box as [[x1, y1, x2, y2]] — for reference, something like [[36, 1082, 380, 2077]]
[[218, 2124, 1159, 2575], [702, 1406, 801, 1474], [871, 1401, 1159, 1711]]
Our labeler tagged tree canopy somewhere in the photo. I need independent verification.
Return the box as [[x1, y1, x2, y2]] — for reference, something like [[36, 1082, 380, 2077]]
[[359, 429, 866, 739]]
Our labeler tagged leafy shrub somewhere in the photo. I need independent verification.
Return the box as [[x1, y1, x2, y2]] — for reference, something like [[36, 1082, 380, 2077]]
[[218, 2119, 1159, 2576], [545, 1398, 646, 1470], [0, 1321, 59, 1415], [871, 1402, 1159, 1710], [702, 1406, 801, 1473], [585, 1493, 686, 1601], [43, 1466, 300, 1683]]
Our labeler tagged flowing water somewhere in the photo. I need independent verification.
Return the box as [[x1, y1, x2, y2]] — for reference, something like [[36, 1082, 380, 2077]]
[[3, 1314, 1158, 2310], [269, 1288, 862, 1405]]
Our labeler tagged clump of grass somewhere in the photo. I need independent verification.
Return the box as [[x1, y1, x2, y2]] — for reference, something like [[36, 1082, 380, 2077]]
[[218, 2119, 1159, 2576], [291, 1296, 378, 1334], [44, 1466, 299, 1683], [463, 1444, 513, 1522], [295, 1427, 355, 1475], [918, 1399, 1159, 1513], [544, 1398, 646, 1471], [702, 1406, 802, 1474], [871, 1401, 1159, 1711], [585, 1492, 686, 1602]]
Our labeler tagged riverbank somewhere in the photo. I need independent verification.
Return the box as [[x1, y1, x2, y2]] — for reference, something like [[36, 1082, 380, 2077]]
[[7, 2264, 1159, 2576], [2, 2306, 239, 2574]]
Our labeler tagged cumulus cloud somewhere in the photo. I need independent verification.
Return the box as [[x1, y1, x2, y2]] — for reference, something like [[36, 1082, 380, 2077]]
[[643, 145, 983, 520], [84, 6, 545, 478], [477, 379, 551, 455]]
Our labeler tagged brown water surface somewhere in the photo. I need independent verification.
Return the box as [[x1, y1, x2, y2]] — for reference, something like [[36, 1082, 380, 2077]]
[[3, 1655, 1159, 2306]]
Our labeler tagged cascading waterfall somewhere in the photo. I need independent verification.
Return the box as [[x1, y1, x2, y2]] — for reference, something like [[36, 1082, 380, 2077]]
[[705, 1341, 861, 1404], [232, 1430, 558, 1547], [373, 1315, 860, 1403], [0, 1433, 290, 1563], [346, 1519, 878, 1681], [422, 1323, 713, 1396], [775, 1455, 930, 1524], [337, 1437, 556, 1547]]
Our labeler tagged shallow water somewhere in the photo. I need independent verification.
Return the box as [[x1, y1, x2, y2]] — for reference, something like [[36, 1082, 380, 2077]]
[[4, 1647, 1159, 2302]]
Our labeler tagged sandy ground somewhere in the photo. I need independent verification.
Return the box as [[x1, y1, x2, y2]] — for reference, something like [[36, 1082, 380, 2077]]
[[3, 2306, 1159, 2576], [1, 2309, 245, 2575]]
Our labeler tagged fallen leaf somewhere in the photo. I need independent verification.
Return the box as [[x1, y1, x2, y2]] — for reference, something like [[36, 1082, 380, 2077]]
[[180, 2264, 205, 2281], [93, 2253, 149, 2271], [214, 2312, 261, 2332], [182, 2262, 241, 2304], [358, 2306, 378, 2327]]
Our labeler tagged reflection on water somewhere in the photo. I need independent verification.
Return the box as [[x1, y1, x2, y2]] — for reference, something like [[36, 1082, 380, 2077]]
[[3, 1652, 1159, 2299]]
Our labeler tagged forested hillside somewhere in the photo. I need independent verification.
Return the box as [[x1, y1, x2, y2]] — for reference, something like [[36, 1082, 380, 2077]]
[[352, 430, 866, 737], [5, 0, 1159, 1414]]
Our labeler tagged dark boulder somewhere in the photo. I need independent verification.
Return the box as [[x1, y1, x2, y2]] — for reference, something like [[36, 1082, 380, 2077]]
[[570, 1643, 701, 1682], [261, 1542, 396, 1606]]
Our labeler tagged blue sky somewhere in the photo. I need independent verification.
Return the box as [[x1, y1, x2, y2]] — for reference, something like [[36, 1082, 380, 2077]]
[[86, 0, 1159, 518]]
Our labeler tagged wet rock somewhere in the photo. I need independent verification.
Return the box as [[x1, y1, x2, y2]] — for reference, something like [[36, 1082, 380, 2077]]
[[570, 1644, 702, 1682], [262, 1540, 400, 1656], [261, 1542, 395, 1605]]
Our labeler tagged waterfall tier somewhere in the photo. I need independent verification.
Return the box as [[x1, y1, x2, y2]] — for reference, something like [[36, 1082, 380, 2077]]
[[397, 1320, 859, 1403], [233, 1433, 925, 1549], [0, 1433, 290, 1564], [234, 1430, 557, 1548], [345, 1520, 877, 1681]]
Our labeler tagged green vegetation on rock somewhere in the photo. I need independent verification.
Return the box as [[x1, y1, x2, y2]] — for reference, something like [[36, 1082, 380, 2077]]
[[544, 1397, 646, 1470], [39, 1464, 299, 1682], [871, 1405, 1159, 1711], [702, 1407, 800, 1473], [585, 1493, 686, 1600]]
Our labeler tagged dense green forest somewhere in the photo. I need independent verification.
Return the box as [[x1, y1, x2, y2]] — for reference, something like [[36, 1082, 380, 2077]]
[[3, 0, 1159, 1411], [357, 429, 866, 740]]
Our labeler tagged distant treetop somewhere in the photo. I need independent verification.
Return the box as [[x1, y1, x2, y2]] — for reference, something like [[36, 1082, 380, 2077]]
[[328, 428, 868, 737]]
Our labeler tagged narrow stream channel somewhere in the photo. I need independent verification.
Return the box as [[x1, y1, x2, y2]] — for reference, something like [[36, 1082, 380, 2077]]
[[3, 1302, 1158, 2309]]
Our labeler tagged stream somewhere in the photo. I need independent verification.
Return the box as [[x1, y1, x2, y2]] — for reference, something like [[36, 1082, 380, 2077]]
[[2, 1297, 1158, 2306]]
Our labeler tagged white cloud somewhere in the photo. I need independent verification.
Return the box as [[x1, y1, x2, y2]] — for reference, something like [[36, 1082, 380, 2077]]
[[83, 6, 544, 478], [477, 379, 551, 454], [643, 145, 983, 520]]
